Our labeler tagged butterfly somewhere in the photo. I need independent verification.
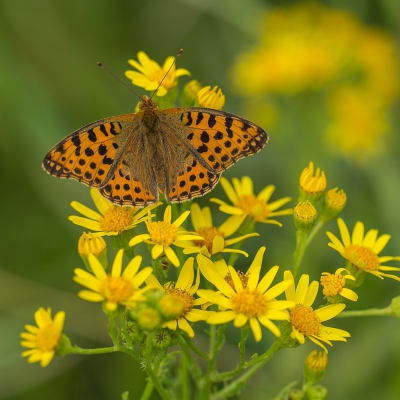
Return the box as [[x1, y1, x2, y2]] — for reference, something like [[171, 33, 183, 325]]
[[42, 95, 268, 207]]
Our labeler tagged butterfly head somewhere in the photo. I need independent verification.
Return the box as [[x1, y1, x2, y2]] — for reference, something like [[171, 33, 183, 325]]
[[139, 95, 158, 111]]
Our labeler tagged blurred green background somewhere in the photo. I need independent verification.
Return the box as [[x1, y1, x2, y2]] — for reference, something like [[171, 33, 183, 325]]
[[1, 0, 400, 399]]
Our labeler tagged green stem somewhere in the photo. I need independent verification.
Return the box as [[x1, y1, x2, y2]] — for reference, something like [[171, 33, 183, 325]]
[[199, 325, 226, 400], [239, 325, 249, 366], [292, 230, 308, 279], [336, 305, 392, 318], [181, 348, 190, 400], [306, 219, 324, 246], [181, 335, 209, 360], [210, 340, 284, 400], [118, 346, 172, 400], [178, 336, 203, 381], [139, 379, 155, 400], [67, 345, 117, 355]]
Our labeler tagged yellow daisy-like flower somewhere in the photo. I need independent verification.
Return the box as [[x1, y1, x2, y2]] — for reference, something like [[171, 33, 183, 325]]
[[146, 257, 210, 337], [299, 162, 327, 204], [129, 205, 203, 267], [211, 176, 292, 226], [20, 307, 65, 367], [284, 270, 350, 353], [180, 203, 259, 258], [327, 218, 400, 282], [320, 268, 358, 302], [125, 51, 190, 97], [68, 188, 160, 237], [197, 85, 225, 110], [197, 247, 295, 342], [74, 249, 153, 311]]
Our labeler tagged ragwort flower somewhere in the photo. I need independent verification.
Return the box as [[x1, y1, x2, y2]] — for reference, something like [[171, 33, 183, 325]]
[[211, 176, 292, 226], [320, 268, 358, 302], [125, 51, 190, 97], [197, 85, 225, 109], [197, 247, 294, 342], [146, 257, 210, 337], [284, 271, 350, 353], [129, 205, 203, 267], [20, 308, 65, 367], [74, 249, 153, 311], [180, 203, 258, 258], [327, 218, 400, 282], [69, 188, 159, 236]]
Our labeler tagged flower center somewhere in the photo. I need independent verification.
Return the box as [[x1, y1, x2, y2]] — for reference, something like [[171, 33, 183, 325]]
[[230, 288, 268, 318], [194, 226, 225, 253], [151, 69, 176, 89], [325, 188, 347, 208], [99, 276, 135, 303], [99, 207, 133, 233], [345, 244, 380, 271], [164, 288, 194, 318], [36, 325, 61, 351], [225, 271, 249, 290], [235, 195, 270, 221], [289, 304, 321, 336], [148, 221, 178, 247], [320, 273, 345, 297]]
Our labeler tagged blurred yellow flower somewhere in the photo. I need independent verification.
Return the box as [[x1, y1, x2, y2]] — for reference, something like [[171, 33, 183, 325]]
[[232, 2, 399, 159], [21, 308, 65, 367]]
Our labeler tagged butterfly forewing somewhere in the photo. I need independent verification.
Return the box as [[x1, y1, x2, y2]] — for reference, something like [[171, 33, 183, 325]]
[[42, 117, 126, 187]]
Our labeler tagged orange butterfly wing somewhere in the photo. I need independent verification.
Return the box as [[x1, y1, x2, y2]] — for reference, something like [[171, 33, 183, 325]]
[[162, 108, 268, 202], [42, 114, 158, 206]]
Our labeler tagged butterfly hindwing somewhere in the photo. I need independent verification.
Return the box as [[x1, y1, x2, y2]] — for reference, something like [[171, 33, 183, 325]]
[[166, 156, 221, 202]]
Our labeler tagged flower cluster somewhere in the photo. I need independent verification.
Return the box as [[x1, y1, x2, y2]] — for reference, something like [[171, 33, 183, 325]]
[[232, 2, 399, 160]]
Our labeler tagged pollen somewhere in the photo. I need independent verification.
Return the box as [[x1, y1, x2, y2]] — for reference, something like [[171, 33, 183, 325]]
[[99, 276, 135, 303], [289, 304, 321, 336], [320, 273, 345, 297], [230, 289, 268, 318], [235, 194, 270, 221], [225, 271, 249, 289], [345, 244, 380, 271], [194, 226, 225, 253], [164, 288, 194, 318], [36, 325, 61, 352], [148, 221, 178, 247], [99, 207, 133, 233]]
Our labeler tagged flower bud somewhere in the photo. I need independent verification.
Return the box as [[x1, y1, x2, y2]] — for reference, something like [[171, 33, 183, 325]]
[[293, 201, 317, 231], [320, 188, 347, 222]]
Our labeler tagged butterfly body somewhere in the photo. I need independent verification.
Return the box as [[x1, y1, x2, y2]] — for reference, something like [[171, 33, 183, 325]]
[[43, 95, 268, 207]]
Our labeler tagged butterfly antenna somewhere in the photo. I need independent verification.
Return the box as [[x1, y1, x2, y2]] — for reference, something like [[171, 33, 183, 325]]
[[150, 48, 184, 100], [97, 62, 142, 100]]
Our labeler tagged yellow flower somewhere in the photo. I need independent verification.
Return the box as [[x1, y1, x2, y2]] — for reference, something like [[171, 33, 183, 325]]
[[320, 268, 358, 302], [321, 187, 347, 222], [304, 350, 328, 383], [211, 176, 292, 226], [20, 308, 65, 367], [326, 86, 389, 160], [78, 231, 107, 257], [146, 258, 210, 337], [197, 247, 295, 342], [299, 162, 327, 204], [327, 218, 400, 282], [69, 188, 159, 236], [125, 51, 190, 97], [179, 203, 259, 258], [74, 249, 153, 311], [197, 85, 225, 109], [284, 271, 350, 353], [129, 205, 203, 267], [293, 201, 317, 232]]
